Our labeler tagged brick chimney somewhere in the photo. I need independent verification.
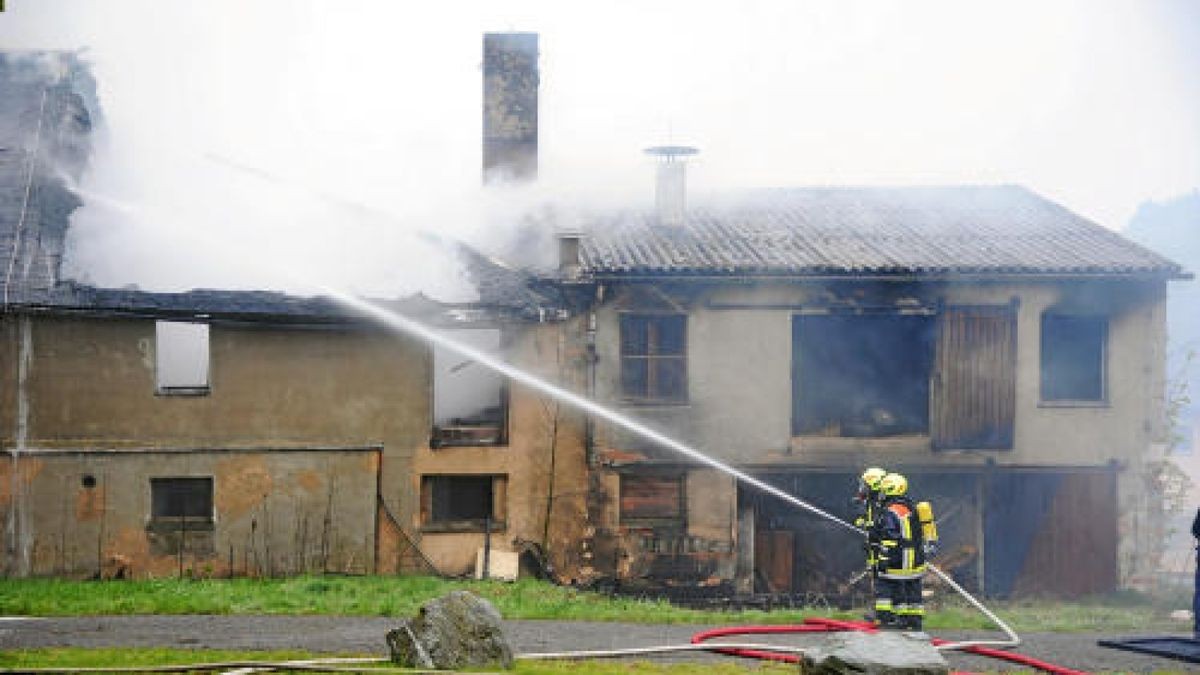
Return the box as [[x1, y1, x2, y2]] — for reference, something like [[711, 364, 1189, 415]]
[[483, 33, 538, 183]]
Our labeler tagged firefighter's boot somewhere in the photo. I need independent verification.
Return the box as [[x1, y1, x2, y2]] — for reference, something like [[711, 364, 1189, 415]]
[[876, 610, 899, 629]]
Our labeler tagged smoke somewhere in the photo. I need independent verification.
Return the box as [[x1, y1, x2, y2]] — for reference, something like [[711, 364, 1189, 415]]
[[0, 1, 1197, 299]]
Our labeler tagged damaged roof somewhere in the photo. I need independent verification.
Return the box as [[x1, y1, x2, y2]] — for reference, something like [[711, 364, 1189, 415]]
[[579, 186, 1186, 279], [0, 51, 95, 305], [19, 283, 450, 324], [0, 51, 548, 322]]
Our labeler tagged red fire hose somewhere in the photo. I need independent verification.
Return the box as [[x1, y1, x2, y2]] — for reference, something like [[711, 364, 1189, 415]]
[[690, 617, 1090, 675]]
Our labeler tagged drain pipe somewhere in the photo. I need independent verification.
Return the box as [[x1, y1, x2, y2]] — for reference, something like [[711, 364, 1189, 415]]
[[6, 315, 34, 576]]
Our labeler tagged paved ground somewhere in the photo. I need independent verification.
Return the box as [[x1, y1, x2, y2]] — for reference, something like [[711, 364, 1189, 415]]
[[0, 615, 1195, 673]]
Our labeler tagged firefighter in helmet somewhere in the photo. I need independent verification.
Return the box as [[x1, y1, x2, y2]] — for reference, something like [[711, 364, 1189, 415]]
[[854, 467, 888, 621], [853, 467, 888, 528], [870, 472, 928, 631]]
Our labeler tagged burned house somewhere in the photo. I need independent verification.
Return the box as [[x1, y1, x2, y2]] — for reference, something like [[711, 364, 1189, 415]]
[[0, 48, 591, 581], [2, 39, 1189, 601], [561, 160, 1188, 598]]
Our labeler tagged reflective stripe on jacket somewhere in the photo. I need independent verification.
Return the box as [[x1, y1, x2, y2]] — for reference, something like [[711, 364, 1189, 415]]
[[877, 497, 925, 579]]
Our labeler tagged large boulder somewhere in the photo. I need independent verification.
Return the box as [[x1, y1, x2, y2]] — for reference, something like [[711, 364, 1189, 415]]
[[386, 591, 514, 670], [801, 631, 948, 675]]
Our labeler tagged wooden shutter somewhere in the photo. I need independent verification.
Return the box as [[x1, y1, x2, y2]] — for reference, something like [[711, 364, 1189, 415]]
[[933, 305, 1016, 450]]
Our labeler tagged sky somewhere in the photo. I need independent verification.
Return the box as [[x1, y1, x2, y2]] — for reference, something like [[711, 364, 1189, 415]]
[[0, 0, 1197, 297]]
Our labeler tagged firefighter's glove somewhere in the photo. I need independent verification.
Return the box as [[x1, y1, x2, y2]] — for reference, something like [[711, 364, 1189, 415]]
[[923, 541, 939, 558]]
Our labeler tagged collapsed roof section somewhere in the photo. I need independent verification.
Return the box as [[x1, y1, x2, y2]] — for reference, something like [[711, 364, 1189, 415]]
[[0, 50, 554, 326]]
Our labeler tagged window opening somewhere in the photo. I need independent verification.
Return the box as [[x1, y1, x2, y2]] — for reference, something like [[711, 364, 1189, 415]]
[[1041, 314, 1107, 402], [150, 477, 213, 523], [432, 329, 507, 447], [620, 313, 687, 403], [156, 321, 210, 395], [792, 314, 935, 437], [421, 475, 507, 531]]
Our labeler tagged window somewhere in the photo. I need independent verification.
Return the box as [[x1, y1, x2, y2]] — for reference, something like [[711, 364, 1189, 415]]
[[1041, 314, 1107, 402], [432, 330, 507, 447], [792, 314, 935, 437], [150, 477, 213, 523], [620, 314, 687, 403], [421, 475, 507, 531], [156, 321, 210, 395], [620, 473, 684, 526]]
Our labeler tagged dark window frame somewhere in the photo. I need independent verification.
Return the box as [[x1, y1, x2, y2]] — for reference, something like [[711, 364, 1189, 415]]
[[619, 312, 688, 405], [420, 474, 508, 533], [149, 477, 214, 526], [1039, 313, 1108, 405]]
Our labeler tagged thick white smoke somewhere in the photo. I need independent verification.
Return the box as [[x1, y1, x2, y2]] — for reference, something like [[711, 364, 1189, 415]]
[[0, 1, 1196, 299]]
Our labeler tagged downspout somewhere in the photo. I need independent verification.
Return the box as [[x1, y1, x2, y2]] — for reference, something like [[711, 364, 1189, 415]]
[[3, 89, 48, 578], [584, 290, 600, 466], [6, 315, 33, 576], [584, 322, 596, 463]]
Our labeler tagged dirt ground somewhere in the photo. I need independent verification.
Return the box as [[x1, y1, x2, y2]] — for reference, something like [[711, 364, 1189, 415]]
[[0, 615, 1194, 673]]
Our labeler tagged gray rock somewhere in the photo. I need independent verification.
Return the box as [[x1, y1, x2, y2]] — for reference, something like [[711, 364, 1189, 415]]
[[385, 591, 514, 670], [801, 631, 949, 675]]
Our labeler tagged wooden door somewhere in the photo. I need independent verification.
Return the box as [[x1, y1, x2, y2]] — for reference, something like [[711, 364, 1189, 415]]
[[933, 305, 1017, 450], [754, 530, 795, 593]]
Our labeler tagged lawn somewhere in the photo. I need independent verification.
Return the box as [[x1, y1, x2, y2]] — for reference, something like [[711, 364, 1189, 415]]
[[0, 575, 1186, 632], [0, 648, 794, 674]]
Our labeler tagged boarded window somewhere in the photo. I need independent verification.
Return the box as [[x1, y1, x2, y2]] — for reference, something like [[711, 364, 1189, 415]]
[[620, 473, 684, 524], [432, 330, 507, 447], [421, 475, 507, 531], [792, 314, 935, 437], [150, 477, 213, 522], [156, 321, 210, 394], [1041, 314, 1106, 402], [620, 314, 687, 403], [932, 306, 1017, 450]]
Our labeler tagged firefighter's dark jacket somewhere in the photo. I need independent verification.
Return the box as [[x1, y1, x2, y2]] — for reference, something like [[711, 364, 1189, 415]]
[[874, 496, 926, 579]]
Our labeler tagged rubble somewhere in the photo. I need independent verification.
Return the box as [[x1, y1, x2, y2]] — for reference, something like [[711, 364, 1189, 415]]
[[385, 591, 514, 670]]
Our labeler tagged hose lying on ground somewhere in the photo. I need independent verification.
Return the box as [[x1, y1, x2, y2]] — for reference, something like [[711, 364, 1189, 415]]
[[689, 618, 1088, 675]]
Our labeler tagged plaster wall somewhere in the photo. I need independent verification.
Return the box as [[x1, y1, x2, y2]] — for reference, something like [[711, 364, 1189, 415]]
[[591, 279, 1167, 470], [405, 320, 592, 579], [0, 314, 591, 580], [588, 278, 1169, 590], [0, 448, 378, 578]]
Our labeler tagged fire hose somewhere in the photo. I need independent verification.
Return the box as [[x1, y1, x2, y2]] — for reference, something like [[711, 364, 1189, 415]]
[[689, 618, 1088, 675]]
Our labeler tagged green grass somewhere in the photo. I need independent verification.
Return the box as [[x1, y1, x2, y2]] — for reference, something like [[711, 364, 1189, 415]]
[[0, 575, 1186, 632], [0, 648, 794, 674], [0, 647, 354, 670], [0, 575, 850, 625]]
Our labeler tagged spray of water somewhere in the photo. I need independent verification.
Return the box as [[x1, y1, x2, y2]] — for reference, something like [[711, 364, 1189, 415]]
[[320, 285, 862, 535], [321, 287, 1019, 651]]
